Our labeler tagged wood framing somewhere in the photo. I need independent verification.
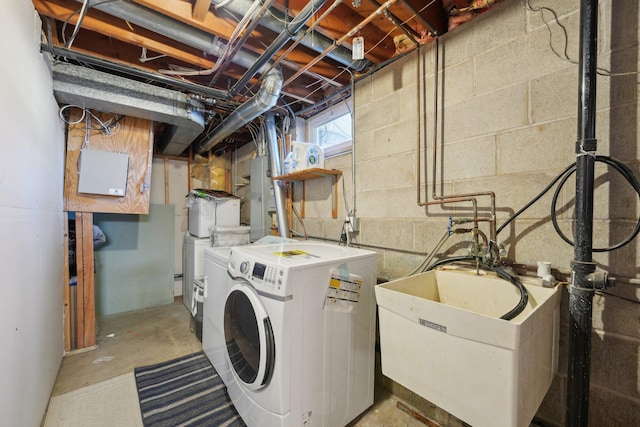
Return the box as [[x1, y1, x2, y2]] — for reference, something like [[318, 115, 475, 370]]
[[64, 110, 153, 214]]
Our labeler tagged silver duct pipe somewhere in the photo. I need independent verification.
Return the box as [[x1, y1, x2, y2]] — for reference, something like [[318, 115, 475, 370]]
[[83, 0, 274, 76], [264, 113, 289, 238], [212, 0, 371, 71], [85, 0, 222, 55], [229, 0, 328, 96], [197, 67, 283, 152]]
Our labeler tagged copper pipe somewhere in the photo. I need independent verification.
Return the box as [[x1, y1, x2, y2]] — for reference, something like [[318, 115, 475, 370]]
[[283, 0, 400, 88], [416, 38, 497, 243]]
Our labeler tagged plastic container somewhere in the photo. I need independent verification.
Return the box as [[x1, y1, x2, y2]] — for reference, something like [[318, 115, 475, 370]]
[[375, 269, 561, 427], [284, 142, 325, 173], [189, 196, 240, 237], [211, 225, 251, 247], [283, 152, 297, 175]]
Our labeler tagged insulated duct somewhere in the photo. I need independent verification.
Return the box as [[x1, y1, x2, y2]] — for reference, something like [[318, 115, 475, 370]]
[[52, 62, 205, 156], [265, 113, 289, 238]]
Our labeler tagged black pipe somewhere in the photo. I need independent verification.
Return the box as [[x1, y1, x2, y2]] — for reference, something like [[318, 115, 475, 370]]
[[567, 0, 598, 426], [228, 0, 328, 96]]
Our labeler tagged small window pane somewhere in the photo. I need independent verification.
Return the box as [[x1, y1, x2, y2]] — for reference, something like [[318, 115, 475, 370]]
[[313, 113, 352, 150]]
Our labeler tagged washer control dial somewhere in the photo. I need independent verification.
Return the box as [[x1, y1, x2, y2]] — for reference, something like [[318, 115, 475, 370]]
[[240, 261, 249, 274]]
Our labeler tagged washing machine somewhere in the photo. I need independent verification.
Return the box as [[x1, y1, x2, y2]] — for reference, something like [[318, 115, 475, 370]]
[[203, 236, 298, 386], [222, 241, 377, 427]]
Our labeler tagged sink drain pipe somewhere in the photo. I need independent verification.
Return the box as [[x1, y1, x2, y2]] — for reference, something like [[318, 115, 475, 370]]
[[567, 0, 599, 425]]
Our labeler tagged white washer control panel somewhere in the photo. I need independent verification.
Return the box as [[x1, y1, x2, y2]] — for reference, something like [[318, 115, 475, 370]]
[[229, 252, 288, 296]]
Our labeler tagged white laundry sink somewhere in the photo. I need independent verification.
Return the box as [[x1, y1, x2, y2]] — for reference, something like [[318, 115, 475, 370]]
[[375, 268, 561, 427]]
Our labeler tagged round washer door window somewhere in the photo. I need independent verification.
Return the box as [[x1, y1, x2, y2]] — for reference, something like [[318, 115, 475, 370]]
[[224, 283, 275, 390]]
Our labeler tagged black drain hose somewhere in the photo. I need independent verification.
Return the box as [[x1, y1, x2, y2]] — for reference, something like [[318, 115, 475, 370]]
[[426, 256, 529, 321], [497, 155, 640, 252]]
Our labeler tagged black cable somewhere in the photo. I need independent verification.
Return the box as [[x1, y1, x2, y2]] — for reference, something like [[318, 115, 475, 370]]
[[551, 156, 640, 251], [496, 162, 574, 235], [425, 256, 529, 321], [498, 155, 640, 252]]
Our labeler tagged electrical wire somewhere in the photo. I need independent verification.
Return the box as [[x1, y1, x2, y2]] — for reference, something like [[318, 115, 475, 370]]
[[550, 156, 640, 252], [520, 0, 640, 81], [65, 0, 90, 49], [61, 0, 118, 47], [291, 203, 308, 239], [497, 156, 640, 253], [58, 105, 123, 135]]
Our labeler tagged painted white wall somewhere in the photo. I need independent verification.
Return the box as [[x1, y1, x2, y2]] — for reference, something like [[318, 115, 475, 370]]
[[0, 2, 66, 426], [150, 157, 190, 296]]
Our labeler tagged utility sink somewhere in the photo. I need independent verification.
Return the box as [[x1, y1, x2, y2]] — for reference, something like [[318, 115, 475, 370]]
[[375, 268, 561, 427]]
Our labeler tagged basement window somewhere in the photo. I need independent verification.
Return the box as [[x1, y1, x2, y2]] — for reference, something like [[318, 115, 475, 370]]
[[307, 100, 352, 157]]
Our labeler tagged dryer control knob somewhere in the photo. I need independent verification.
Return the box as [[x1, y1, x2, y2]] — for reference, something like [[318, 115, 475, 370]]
[[240, 261, 249, 274]]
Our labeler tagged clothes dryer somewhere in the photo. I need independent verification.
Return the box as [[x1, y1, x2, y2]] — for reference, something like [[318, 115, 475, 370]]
[[202, 246, 233, 384], [222, 242, 377, 427]]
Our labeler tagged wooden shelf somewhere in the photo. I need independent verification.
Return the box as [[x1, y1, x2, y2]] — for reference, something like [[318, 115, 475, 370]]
[[273, 168, 342, 182], [273, 168, 342, 219]]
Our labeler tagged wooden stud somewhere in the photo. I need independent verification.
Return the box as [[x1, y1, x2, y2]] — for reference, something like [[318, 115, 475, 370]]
[[74, 214, 85, 349], [188, 146, 193, 192], [192, 0, 211, 21], [63, 213, 71, 353], [164, 157, 170, 204], [80, 212, 96, 348]]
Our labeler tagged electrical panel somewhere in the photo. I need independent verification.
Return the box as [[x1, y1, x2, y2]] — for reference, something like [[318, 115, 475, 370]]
[[77, 149, 129, 196], [250, 156, 276, 242]]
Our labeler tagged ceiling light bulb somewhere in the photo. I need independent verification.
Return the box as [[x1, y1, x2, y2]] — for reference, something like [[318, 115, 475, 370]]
[[352, 0, 361, 7]]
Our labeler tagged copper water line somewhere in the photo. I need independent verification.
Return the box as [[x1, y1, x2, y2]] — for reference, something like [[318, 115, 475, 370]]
[[416, 37, 498, 243], [283, 0, 400, 88]]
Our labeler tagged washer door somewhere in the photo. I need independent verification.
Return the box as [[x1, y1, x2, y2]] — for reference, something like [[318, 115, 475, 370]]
[[224, 282, 275, 391]]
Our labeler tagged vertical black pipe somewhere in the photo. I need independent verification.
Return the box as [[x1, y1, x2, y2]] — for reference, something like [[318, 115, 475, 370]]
[[566, 1, 598, 426]]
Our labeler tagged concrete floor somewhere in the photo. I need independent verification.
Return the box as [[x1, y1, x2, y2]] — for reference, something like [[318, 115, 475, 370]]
[[50, 298, 430, 426]]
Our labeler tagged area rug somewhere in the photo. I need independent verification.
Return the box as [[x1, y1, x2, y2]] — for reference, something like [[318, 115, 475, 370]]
[[134, 351, 245, 427], [44, 373, 143, 427]]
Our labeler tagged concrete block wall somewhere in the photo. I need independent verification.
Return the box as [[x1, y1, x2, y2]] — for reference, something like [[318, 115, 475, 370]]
[[290, 0, 640, 426]]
